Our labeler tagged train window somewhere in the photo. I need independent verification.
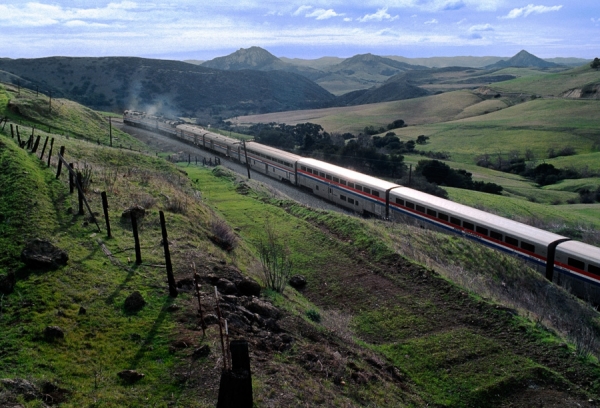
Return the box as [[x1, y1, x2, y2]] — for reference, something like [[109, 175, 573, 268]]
[[568, 257, 585, 270], [363, 187, 371, 194], [463, 222, 474, 231], [476, 226, 489, 236], [450, 217, 461, 226], [416, 205, 425, 213], [438, 213, 448, 221], [372, 190, 380, 197], [266, 156, 272, 160], [355, 200, 359, 206], [348, 182, 355, 188], [395, 198, 404, 205], [285, 162, 291, 167], [326, 174, 332, 180], [333, 177, 339, 183], [340, 179, 347, 185], [589, 264, 600, 276], [355, 184, 363, 191], [427, 209, 436, 217], [320, 172, 325, 177], [520, 242, 535, 253], [406, 201, 415, 209], [490, 231, 502, 240], [315, 185, 319, 190], [340, 195, 347, 201], [348, 198, 355, 204], [505, 236, 518, 246]]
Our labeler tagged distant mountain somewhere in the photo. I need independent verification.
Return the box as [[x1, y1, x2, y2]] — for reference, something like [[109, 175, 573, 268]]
[[0, 57, 335, 118], [201, 46, 324, 80], [544, 57, 590, 67], [183, 59, 205, 65], [385, 56, 505, 68], [334, 80, 429, 106], [485, 50, 561, 69], [279, 56, 344, 70], [314, 53, 428, 95]]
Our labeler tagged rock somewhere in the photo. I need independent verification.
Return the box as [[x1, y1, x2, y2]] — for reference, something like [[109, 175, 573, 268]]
[[124, 291, 146, 312], [21, 238, 68, 269], [43, 326, 65, 341], [244, 298, 280, 319], [193, 345, 210, 359], [176, 278, 194, 291], [289, 275, 307, 289], [237, 278, 261, 297], [121, 205, 145, 220], [0, 378, 40, 401], [351, 371, 369, 385], [0, 271, 16, 294], [203, 314, 219, 326], [217, 278, 238, 295], [78, 306, 86, 315], [167, 304, 180, 312], [117, 370, 144, 384]]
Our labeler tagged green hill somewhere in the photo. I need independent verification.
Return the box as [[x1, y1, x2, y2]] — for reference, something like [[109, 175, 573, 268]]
[[2, 82, 600, 407]]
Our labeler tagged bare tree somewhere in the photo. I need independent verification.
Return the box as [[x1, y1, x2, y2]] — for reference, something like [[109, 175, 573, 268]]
[[256, 220, 293, 293]]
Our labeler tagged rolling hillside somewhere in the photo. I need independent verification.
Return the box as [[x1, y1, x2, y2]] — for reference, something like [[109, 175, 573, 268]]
[[0, 56, 335, 118]]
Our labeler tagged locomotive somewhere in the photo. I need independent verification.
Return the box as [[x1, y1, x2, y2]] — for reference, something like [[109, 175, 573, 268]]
[[123, 110, 600, 303]]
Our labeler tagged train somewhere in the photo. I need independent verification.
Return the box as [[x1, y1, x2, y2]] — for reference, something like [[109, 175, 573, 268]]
[[123, 110, 600, 303]]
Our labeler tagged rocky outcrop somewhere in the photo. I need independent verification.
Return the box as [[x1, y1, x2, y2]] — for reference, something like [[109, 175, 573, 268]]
[[21, 239, 68, 269]]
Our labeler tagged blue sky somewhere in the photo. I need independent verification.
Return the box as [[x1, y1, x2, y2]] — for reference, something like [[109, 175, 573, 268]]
[[1, 1, 598, 60]]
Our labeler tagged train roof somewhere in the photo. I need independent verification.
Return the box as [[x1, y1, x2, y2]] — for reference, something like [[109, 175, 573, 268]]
[[298, 158, 400, 191], [392, 187, 567, 245], [557, 240, 600, 262], [246, 142, 303, 161]]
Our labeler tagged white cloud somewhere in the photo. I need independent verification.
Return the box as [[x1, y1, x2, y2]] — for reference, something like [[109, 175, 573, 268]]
[[305, 9, 344, 20], [456, 18, 467, 25], [424, 19, 438, 24], [344, 17, 353, 22], [293, 5, 312, 16], [469, 23, 493, 32], [358, 8, 399, 22], [501, 4, 563, 19]]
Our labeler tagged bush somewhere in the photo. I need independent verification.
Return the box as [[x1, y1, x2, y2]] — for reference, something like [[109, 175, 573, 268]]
[[306, 309, 321, 323], [256, 220, 293, 293]]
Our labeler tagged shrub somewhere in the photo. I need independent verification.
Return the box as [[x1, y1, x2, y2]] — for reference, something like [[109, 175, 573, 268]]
[[256, 220, 293, 293], [306, 309, 321, 323]]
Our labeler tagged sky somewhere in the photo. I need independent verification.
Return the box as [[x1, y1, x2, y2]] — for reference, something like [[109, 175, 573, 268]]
[[1, 1, 598, 61]]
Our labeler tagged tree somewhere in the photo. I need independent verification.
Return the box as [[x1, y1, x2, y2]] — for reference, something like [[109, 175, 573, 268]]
[[416, 135, 430, 145], [256, 220, 293, 293], [591, 58, 600, 70]]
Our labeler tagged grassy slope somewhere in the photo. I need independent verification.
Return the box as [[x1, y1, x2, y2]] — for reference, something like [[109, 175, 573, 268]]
[[491, 64, 600, 95]]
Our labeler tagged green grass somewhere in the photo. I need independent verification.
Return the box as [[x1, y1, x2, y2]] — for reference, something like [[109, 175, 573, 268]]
[[491, 65, 600, 96], [370, 328, 552, 407]]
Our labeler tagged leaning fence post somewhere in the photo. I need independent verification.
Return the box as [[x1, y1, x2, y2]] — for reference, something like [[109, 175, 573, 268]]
[[31, 135, 41, 153], [159, 211, 178, 297], [16, 126, 22, 147], [39, 136, 49, 160], [69, 163, 74, 193], [47, 138, 54, 167], [77, 172, 84, 215], [10, 124, 14, 139], [131, 212, 142, 264], [56, 146, 65, 179], [101, 192, 112, 238]]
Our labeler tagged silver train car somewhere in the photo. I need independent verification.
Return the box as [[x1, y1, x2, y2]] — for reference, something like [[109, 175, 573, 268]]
[[123, 110, 600, 302]]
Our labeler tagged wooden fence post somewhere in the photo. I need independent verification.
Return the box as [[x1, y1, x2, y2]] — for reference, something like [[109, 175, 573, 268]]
[[101, 192, 111, 238], [31, 135, 41, 153], [16, 126, 22, 147], [39, 136, 49, 160], [55, 146, 65, 179], [217, 339, 253, 408], [47, 138, 54, 167], [131, 212, 142, 264], [159, 211, 178, 297], [10, 124, 14, 139], [69, 163, 74, 194], [77, 172, 84, 215]]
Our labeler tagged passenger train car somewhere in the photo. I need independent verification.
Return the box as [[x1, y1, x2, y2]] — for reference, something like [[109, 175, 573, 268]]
[[123, 110, 600, 303]]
